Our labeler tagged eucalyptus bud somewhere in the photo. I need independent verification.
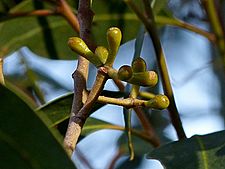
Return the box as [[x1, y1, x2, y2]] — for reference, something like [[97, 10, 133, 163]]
[[132, 57, 147, 73], [106, 27, 122, 66], [95, 46, 109, 64], [118, 65, 133, 81], [68, 37, 102, 67], [127, 71, 158, 87], [145, 95, 170, 109]]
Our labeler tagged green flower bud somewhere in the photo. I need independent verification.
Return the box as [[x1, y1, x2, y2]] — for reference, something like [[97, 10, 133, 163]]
[[145, 94, 170, 109], [127, 71, 158, 87], [132, 57, 147, 73], [68, 37, 102, 67], [106, 27, 122, 66], [68, 37, 93, 57], [118, 65, 133, 81], [95, 46, 109, 64]]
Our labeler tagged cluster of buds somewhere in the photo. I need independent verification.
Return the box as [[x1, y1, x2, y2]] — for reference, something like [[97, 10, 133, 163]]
[[68, 27, 169, 110], [68, 27, 121, 67]]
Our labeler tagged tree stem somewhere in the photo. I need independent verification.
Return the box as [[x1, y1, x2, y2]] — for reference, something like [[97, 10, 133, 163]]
[[125, 0, 186, 139], [201, 0, 225, 66], [58, 0, 80, 33], [63, 0, 92, 155], [0, 58, 5, 85]]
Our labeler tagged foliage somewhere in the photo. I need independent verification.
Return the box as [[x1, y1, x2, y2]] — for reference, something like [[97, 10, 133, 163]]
[[0, 0, 224, 169]]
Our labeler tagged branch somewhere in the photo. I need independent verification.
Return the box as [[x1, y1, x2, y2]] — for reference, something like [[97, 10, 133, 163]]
[[0, 9, 58, 22], [125, 0, 186, 139], [94, 14, 215, 42], [111, 71, 161, 147], [76, 148, 94, 169], [139, 91, 155, 99], [0, 58, 5, 85], [201, 0, 225, 66], [155, 16, 216, 43], [63, 0, 93, 155], [108, 148, 124, 169], [61, 0, 100, 155], [58, 0, 80, 33]]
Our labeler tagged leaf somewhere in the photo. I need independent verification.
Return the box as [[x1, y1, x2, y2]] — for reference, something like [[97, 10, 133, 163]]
[[0, 85, 76, 169], [37, 90, 124, 127], [81, 117, 115, 136], [147, 130, 225, 169], [0, 0, 140, 59], [151, 0, 173, 17], [116, 155, 143, 169], [92, 0, 141, 46], [0, 0, 23, 13], [118, 132, 153, 156], [0, 0, 77, 59]]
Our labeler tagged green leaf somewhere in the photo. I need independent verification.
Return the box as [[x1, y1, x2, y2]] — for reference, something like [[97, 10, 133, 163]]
[[147, 130, 225, 169], [151, 0, 173, 17], [37, 90, 124, 127], [0, 85, 76, 169], [0, 0, 77, 59], [0, 0, 23, 13], [37, 92, 72, 127], [92, 0, 141, 46], [118, 132, 153, 156]]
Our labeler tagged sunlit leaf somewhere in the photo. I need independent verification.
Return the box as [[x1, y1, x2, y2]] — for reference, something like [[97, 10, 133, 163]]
[[0, 85, 77, 169], [0, 0, 77, 59], [148, 130, 225, 169]]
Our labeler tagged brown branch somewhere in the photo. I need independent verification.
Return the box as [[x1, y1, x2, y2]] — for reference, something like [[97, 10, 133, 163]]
[[58, 0, 80, 33], [0, 9, 58, 22], [0, 58, 5, 85], [76, 148, 94, 169], [108, 148, 124, 169], [63, 0, 96, 156], [112, 79, 125, 92], [75, 69, 108, 126], [134, 107, 160, 147], [42, 0, 57, 4]]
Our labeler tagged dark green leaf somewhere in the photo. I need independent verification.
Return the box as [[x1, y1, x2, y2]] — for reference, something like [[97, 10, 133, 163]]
[[152, 0, 173, 17], [0, 0, 23, 13], [92, 0, 141, 46], [0, 85, 76, 169], [37, 90, 124, 127], [148, 130, 225, 169], [81, 117, 115, 136], [116, 155, 143, 169], [0, 0, 77, 59], [118, 132, 153, 156]]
